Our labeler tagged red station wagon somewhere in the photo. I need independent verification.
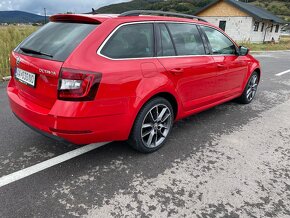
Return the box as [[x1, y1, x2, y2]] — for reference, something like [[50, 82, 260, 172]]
[[7, 10, 261, 153]]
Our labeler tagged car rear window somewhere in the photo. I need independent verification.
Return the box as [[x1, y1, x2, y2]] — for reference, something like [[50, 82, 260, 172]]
[[15, 22, 97, 62]]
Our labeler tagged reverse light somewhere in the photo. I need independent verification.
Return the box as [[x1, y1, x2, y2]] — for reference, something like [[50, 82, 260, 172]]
[[58, 68, 102, 101], [60, 79, 82, 90]]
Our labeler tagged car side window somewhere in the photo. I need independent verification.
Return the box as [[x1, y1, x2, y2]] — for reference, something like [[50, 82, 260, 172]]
[[100, 23, 154, 59], [201, 26, 236, 55], [166, 23, 205, 56], [159, 24, 176, 56]]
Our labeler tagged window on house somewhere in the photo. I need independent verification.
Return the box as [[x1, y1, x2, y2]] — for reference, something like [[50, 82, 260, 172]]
[[219, 21, 226, 31], [261, 23, 264, 32], [254, 22, 259, 31], [275, 25, 279, 33], [270, 25, 273, 32]]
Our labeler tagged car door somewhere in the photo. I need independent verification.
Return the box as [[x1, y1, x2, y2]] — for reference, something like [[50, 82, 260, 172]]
[[156, 23, 217, 111], [201, 26, 248, 96]]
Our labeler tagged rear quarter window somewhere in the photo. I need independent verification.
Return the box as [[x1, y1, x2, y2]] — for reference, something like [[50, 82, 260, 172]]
[[100, 23, 154, 59], [15, 22, 97, 62]]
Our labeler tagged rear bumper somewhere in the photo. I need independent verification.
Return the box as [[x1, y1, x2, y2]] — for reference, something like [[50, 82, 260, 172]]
[[14, 113, 71, 144], [7, 79, 134, 145]]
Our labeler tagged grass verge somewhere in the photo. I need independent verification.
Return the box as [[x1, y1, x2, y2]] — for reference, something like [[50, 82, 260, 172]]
[[239, 36, 290, 52], [0, 25, 37, 78]]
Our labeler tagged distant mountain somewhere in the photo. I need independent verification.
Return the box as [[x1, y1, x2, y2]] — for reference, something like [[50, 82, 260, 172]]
[[0, 11, 45, 23]]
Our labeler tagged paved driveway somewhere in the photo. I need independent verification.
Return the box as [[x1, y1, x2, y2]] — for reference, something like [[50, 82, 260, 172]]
[[0, 51, 290, 217]]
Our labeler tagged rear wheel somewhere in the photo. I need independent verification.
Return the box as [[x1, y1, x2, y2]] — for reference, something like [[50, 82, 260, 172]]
[[128, 97, 174, 153], [238, 72, 259, 104]]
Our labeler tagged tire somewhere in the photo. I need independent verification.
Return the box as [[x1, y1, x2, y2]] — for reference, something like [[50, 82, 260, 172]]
[[128, 97, 174, 153], [238, 71, 259, 104]]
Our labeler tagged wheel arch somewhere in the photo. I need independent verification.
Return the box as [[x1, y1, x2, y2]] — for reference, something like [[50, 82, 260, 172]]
[[126, 90, 181, 139], [254, 68, 261, 82], [145, 92, 179, 119]]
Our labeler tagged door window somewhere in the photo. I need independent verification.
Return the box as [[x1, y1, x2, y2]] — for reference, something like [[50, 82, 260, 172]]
[[166, 23, 205, 56], [158, 24, 176, 56], [100, 23, 154, 59], [201, 26, 236, 55]]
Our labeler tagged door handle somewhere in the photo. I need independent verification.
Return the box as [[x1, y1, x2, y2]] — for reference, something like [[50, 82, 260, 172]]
[[170, 68, 184, 75], [217, 64, 227, 69]]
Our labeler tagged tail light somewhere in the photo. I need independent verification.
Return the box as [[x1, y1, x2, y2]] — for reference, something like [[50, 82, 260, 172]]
[[58, 68, 102, 101]]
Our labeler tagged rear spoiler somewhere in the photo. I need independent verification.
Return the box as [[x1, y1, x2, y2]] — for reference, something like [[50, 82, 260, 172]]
[[50, 14, 104, 24]]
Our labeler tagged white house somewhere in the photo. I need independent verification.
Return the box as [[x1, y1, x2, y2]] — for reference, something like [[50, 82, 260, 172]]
[[195, 0, 286, 43]]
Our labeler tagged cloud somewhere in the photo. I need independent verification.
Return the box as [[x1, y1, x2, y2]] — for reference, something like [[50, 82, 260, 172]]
[[0, 0, 131, 15]]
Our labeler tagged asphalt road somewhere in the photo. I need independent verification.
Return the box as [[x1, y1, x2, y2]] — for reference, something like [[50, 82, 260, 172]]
[[0, 51, 290, 217]]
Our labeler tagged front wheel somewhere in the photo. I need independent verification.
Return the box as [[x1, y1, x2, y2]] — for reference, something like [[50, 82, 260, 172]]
[[238, 72, 259, 104], [128, 97, 174, 153]]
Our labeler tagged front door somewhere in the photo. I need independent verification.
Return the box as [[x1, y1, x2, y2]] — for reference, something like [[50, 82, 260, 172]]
[[201, 26, 248, 96]]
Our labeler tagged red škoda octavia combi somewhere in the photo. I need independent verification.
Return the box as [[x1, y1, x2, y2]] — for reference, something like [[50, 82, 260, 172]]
[[7, 10, 261, 153]]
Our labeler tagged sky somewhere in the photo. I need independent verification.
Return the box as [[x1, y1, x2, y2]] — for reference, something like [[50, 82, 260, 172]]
[[0, 0, 131, 15]]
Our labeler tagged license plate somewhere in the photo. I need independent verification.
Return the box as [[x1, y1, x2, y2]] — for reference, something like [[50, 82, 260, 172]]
[[15, 68, 36, 87]]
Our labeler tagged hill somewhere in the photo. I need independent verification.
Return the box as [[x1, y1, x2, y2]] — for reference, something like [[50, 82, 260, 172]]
[[251, 0, 290, 21], [96, 0, 213, 15], [0, 11, 45, 23], [96, 0, 289, 21]]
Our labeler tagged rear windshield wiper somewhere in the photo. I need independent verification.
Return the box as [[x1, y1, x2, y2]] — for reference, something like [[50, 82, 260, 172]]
[[20, 47, 53, 58]]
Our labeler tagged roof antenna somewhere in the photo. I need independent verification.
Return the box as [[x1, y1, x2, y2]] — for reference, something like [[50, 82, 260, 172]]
[[92, 8, 96, 14]]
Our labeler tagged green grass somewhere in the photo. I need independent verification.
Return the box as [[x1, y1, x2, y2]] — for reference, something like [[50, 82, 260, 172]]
[[239, 36, 290, 51], [0, 25, 37, 78]]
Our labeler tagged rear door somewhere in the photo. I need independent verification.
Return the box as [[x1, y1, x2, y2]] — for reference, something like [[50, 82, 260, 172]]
[[12, 22, 97, 109], [200, 26, 248, 95], [156, 22, 217, 111]]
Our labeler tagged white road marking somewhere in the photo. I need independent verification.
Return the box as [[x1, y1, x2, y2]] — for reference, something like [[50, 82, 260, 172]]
[[276, 69, 290, 76], [0, 142, 110, 188]]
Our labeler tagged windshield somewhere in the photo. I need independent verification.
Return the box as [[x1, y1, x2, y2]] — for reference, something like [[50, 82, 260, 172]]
[[15, 22, 97, 62]]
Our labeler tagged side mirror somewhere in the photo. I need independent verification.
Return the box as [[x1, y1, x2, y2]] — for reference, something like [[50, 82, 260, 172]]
[[238, 46, 249, 56]]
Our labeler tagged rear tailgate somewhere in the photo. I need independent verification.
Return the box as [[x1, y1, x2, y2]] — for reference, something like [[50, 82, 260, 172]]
[[11, 52, 62, 109], [11, 21, 99, 109]]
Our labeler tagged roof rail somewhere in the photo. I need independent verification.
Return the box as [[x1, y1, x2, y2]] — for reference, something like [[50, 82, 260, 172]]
[[119, 10, 208, 22]]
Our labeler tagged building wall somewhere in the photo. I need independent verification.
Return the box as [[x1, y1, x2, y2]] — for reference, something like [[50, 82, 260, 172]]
[[201, 16, 253, 42], [200, 17, 282, 43], [197, 0, 282, 43], [250, 21, 281, 42], [197, 1, 248, 17]]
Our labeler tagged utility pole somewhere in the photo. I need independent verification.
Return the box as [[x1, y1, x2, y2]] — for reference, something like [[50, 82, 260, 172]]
[[44, 8, 47, 24]]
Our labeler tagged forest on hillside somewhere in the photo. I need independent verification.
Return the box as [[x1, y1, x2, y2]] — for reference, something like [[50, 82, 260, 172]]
[[96, 0, 290, 21]]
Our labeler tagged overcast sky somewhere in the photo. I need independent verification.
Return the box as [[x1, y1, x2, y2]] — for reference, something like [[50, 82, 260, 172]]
[[0, 0, 130, 15]]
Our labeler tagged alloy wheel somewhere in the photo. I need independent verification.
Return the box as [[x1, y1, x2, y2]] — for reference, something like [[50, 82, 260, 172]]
[[246, 74, 258, 101], [141, 104, 172, 148]]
